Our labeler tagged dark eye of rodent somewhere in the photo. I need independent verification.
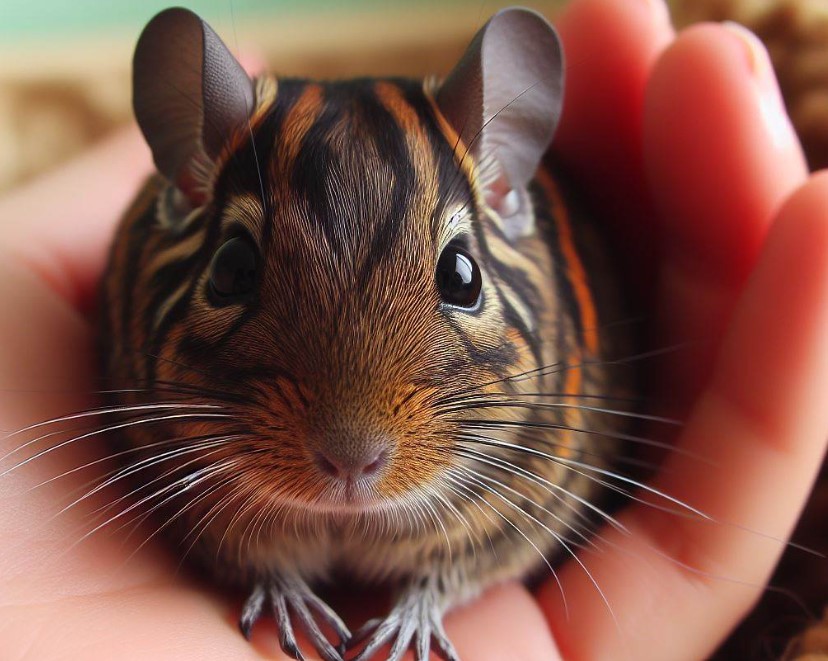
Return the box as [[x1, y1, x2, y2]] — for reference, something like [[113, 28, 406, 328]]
[[208, 236, 258, 303], [435, 244, 482, 308]]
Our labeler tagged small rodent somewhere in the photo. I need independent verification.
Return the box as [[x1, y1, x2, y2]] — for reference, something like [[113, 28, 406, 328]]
[[99, 7, 633, 660]]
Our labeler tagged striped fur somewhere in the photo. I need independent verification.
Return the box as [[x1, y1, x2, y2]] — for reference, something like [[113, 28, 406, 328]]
[[100, 76, 631, 597]]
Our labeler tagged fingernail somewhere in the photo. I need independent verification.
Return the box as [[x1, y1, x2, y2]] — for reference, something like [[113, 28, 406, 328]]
[[723, 21, 800, 151], [722, 22, 780, 98], [639, 0, 671, 26]]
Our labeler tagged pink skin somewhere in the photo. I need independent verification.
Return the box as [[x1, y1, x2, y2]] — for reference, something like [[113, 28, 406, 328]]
[[1, 1, 827, 659]]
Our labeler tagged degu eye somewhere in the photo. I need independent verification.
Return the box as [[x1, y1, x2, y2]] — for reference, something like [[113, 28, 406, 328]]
[[435, 244, 482, 308], [208, 235, 258, 303]]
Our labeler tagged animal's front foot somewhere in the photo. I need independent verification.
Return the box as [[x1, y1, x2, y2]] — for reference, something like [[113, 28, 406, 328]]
[[239, 574, 350, 661], [347, 584, 459, 661]]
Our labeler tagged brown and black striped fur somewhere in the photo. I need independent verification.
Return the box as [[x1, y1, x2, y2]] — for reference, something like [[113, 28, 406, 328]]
[[100, 75, 631, 600]]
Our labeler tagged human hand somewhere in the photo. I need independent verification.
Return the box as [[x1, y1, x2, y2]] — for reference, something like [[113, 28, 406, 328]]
[[1, 1, 828, 660], [0, 124, 556, 659], [535, 0, 828, 659]]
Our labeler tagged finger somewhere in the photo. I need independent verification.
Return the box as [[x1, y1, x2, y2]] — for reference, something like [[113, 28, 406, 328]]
[[553, 0, 674, 298], [644, 23, 808, 403], [446, 583, 561, 661], [0, 127, 151, 313], [0, 580, 272, 661], [539, 172, 828, 659]]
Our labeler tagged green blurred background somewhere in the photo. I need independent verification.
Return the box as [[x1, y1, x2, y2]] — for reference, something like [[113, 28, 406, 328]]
[[0, 0, 559, 41]]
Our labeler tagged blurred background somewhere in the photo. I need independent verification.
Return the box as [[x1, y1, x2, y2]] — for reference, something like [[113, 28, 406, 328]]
[[0, 0, 827, 194], [0, 0, 565, 191]]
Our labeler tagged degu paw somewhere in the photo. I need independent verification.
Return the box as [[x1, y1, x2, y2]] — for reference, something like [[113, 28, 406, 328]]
[[239, 575, 350, 661], [347, 585, 459, 661]]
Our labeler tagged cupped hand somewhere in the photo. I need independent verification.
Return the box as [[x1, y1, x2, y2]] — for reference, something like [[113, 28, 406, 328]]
[[2, 1, 828, 660]]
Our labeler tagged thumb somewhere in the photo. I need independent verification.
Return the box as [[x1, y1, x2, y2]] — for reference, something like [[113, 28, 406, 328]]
[[0, 127, 151, 313]]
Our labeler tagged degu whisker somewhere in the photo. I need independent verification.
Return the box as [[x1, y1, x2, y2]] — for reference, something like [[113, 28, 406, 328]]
[[217, 484, 265, 562], [463, 435, 709, 518], [454, 446, 609, 553], [420, 485, 455, 564], [243, 492, 279, 564], [444, 470, 500, 559], [455, 418, 707, 463], [457, 448, 812, 613], [461, 434, 648, 516], [164, 479, 239, 572], [459, 464, 619, 630], [104, 371, 250, 400], [440, 341, 691, 406], [129, 458, 257, 564], [82, 448, 238, 540], [455, 429, 670, 478], [64, 461, 227, 555], [456, 447, 607, 536], [237, 484, 288, 568], [180, 473, 252, 557], [0, 402, 224, 461], [460, 435, 822, 558], [0, 378, 238, 399], [432, 482, 481, 556], [78, 439, 243, 524], [442, 398, 682, 427], [443, 391, 652, 408], [442, 474, 498, 558], [455, 428, 657, 478], [120, 454, 255, 552], [118, 465, 233, 544], [26, 432, 232, 495], [449, 469, 569, 620], [237, 495, 268, 562], [459, 433, 675, 514], [0, 411, 234, 479]]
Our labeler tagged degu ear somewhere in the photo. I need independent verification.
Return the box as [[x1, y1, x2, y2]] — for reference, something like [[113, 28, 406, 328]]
[[436, 8, 563, 235], [133, 7, 254, 206]]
